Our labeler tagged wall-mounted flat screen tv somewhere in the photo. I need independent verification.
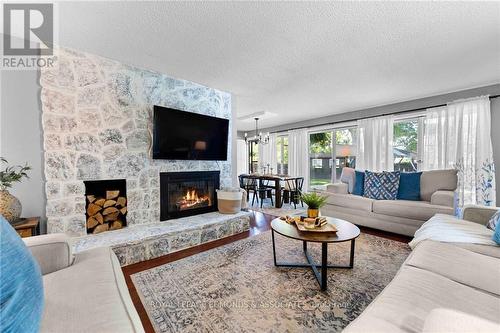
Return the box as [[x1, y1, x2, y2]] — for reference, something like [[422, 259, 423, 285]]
[[152, 105, 229, 160]]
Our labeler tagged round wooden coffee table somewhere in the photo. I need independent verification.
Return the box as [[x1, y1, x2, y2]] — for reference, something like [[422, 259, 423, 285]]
[[271, 216, 360, 291]]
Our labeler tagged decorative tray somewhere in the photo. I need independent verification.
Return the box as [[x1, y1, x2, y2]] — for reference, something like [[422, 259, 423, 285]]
[[280, 216, 338, 233], [295, 220, 338, 233]]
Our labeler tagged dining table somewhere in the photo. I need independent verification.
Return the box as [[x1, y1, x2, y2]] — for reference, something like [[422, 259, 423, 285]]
[[243, 174, 302, 208]]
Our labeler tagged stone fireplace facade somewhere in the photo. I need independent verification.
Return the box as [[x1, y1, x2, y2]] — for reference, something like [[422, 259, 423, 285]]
[[41, 47, 232, 236]]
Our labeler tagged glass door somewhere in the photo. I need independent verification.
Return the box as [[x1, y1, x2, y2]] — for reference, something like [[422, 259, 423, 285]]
[[276, 135, 289, 175], [333, 128, 357, 181], [309, 131, 333, 189], [248, 141, 259, 173], [309, 127, 357, 189]]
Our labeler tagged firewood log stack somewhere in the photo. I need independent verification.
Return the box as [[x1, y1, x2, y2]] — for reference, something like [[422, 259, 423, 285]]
[[86, 190, 127, 234]]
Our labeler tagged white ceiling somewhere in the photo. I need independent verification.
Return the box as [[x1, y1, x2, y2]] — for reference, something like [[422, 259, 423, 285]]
[[57, 1, 500, 131]]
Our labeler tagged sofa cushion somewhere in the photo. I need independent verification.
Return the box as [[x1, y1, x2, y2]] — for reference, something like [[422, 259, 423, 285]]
[[406, 241, 500, 296], [420, 169, 457, 201], [340, 167, 355, 193], [364, 171, 400, 200], [422, 308, 500, 333], [41, 247, 142, 333], [352, 170, 365, 196], [449, 242, 500, 259], [397, 172, 422, 201], [325, 193, 374, 212], [0, 217, 44, 333], [372, 200, 454, 221], [343, 265, 500, 333]]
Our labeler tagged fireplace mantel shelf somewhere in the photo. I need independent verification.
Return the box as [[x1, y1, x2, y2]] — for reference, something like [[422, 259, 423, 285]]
[[72, 211, 251, 266]]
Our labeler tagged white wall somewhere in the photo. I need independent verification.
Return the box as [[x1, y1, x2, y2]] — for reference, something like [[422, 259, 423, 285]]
[[231, 95, 238, 187], [0, 69, 46, 230]]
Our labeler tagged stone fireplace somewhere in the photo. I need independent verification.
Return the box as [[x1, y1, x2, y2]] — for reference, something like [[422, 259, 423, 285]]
[[84, 179, 127, 234], [40, 47, 232, 235], [160, 171, 219, 220]]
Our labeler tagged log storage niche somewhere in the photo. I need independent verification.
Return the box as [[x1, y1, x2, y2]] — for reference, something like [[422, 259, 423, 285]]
[[84, 179, 127, 234]]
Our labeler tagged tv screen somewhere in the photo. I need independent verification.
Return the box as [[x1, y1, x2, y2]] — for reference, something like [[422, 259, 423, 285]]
[[153, 106, 229, 160]]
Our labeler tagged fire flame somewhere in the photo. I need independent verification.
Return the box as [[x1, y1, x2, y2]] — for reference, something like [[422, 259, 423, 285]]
[[185, 190, 199, 201], [177, 189, 211, 210]]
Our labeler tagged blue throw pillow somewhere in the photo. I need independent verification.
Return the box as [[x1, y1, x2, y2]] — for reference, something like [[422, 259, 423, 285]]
[[493, 219, 500, 245], [397, 172, 422, 201], [0, 216, 44, 333], [364, 171, 401, 200], [352, 171, 365, 196]]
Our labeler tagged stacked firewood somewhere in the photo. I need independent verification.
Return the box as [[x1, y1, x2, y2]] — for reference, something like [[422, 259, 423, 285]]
[[86, 190, 127, 234]]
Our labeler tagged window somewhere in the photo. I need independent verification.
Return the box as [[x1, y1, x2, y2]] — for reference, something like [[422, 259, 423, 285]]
[[334, 128, 357, 181], [276, 135, 288, 175], [309, 131, 332, 188], [309, 127, 357, 189], [393, 118, 422, 172], [312, 159, 323, 168]]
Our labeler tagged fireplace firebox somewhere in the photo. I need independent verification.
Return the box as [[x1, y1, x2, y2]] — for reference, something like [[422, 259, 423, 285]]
[[160, 171, 219, 220]]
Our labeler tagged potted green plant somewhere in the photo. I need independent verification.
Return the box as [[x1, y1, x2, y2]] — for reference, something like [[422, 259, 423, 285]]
[[0, 158, 31, 223], [300, 192, 327, 218]]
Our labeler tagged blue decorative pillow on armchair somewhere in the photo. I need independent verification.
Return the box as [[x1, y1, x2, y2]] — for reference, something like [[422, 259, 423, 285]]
[[0, 216, 44, 333], [364, 171, 401, 200], [493, 219, 500, 245]]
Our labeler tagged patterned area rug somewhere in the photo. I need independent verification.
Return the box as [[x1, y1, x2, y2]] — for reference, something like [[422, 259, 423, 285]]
[[249, 202, 307, 217], [131, 231, 410, 332]]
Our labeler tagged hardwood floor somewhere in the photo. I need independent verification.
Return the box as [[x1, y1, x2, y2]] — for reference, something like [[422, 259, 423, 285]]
[[121, 210, 411, 332]]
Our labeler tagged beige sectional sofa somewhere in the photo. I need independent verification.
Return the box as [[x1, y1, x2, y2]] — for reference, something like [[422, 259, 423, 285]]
[[23, 234, 144, 333], [320, 169, 458, 236], [343, 206, 500, 333]]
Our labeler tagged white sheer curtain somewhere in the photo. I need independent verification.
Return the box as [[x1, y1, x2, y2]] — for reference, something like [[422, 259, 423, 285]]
[[288, 129, 309, 191], [258, 133, 277, 173], [236, 139, 248, 176], [356, 115, 394, 171], [423, 96, 496, 207]]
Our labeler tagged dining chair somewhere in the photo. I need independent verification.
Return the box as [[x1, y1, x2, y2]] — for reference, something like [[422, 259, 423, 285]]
[[255, 179, 274, 208], [282, 177, 304, 209], [238, 175, 257, 201]]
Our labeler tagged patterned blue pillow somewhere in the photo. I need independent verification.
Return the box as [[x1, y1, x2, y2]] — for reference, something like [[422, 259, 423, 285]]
[[487, 210, 500, 230], [364, 171, 400, 200]]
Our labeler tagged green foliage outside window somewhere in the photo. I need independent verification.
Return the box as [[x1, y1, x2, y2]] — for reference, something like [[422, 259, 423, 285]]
[[393, 121, 418, 153], [309, 132, 332, 154], [309, 129, 356, 154]]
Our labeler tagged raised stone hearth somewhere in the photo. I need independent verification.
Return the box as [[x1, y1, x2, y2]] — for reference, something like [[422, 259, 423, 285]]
[[40, 47, 232, 235], [73, 211, 251, 266]]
